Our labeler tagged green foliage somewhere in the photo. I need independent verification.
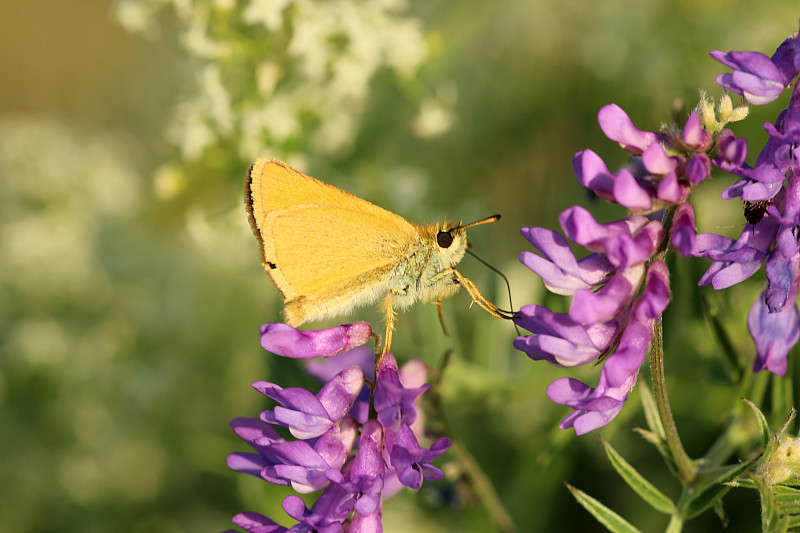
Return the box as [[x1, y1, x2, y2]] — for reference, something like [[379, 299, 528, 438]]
[[567, 483, 644, 533], [602, 438, 675, 514]]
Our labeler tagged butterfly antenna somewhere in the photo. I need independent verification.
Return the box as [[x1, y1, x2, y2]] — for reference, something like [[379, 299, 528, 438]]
[[465, 249, 520, 335], [459, 214, 501, 230]]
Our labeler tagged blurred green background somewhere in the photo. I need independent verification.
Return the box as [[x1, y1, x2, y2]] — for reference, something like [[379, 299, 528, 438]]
[[2, 1, 799, 532]]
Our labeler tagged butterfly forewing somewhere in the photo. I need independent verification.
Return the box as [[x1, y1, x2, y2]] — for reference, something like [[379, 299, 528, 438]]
[[246, 158, 420, 323]]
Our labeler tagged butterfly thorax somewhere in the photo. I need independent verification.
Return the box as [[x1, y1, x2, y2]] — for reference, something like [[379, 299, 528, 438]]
[[390, 222, 468, 309]]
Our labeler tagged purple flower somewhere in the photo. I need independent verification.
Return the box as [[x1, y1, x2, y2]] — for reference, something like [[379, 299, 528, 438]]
[[338, 421, 385, 517], [373, 353, 429, 432], [385, 424, 450, 490], [681, 112, 712, 152], [711, 26, 799, 105], [685, 153, 711, 185], [517, 196, 671, 434], [263, 420, 356, 492], [573, 141, 693, 213], [695, 33, 800, 376], [228, 416, 357, 493], [397, 359, 429, 439], [257, 366, 364, 439], [259, 322, 374, 358], [546, 263, 669, 434], [519, 225, 614, 295], [281, 486, 352, 533], [230, 511, 288, 533], [597, 103, 658, 154], [573, 150, 672, 212], [714, 129, 748, 170], [560, 207, 662, 267], [749, 282, 800, 376], [546, 367, 636, 436], [229, 323, 447, 532], [513, 305, 620, 366], [711, 50, 789, 105], [518, 26, 800, 442], [569, 268, 643, 324], [227, 417, 286, 478], [765, 238, 798, 312], [692, 224, 776, 290], [350, 508, 383, 533], [670, 202, 697, 257]]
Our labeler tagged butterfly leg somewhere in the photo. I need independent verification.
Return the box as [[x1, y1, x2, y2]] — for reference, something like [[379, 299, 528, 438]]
[[427, 268, 515, 319], [436, 295, 449, 336], [380, 289, 402, 359], [459, 272, 516, 319]]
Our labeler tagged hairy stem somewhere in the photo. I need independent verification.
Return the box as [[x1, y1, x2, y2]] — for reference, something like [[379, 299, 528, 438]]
[[649, 315, 695, 483], [649, 204, 696, 483]]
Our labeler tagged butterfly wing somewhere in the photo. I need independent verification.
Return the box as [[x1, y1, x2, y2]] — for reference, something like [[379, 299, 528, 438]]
[[245, 158, 421, 325]]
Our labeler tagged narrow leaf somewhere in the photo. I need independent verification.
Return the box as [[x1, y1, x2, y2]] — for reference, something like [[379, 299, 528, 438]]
[[774, 485, 800, 502], [754, 475, 782, 533], [566, 483, 643, 533], [602, 438, 674, 514], [742, 398, 771, 448], [724, 478, 757, 489], [639, 382, 666, 440], [786, 515, 800, 528], [682, 458, 758, 518]]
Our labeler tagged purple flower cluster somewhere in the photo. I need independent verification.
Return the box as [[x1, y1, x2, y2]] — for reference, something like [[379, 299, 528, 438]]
[[514, 101, 715, 433], [688, 27, 800, 376], [226, 322, 450, 533], [516, 23, 800, 434]]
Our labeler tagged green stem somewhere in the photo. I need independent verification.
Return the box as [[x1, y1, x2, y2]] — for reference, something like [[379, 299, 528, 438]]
[[649, 204, 695, 483], [649, 315, 695, 483]]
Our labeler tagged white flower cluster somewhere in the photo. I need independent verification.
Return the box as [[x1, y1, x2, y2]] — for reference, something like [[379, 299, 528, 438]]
[[115, 0, 436, 168]]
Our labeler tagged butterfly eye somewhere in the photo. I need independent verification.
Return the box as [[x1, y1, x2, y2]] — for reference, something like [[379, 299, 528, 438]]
[[437, 231, 454, 248]]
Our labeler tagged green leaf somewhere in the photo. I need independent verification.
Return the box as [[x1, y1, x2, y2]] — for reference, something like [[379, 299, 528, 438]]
[[639, 382, 666, 440], [566, 483, 643, 533], [764, 410, 798, 461], [682, 458, 759, 519], [724, 478, 758, 489], [774, 485, 800, 503], [602, 438, 675, 514], [786, 514, 800, 529], [754, 475, 783, 533], [763, 483, 800, 531], [742, 398, 771, 449]]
